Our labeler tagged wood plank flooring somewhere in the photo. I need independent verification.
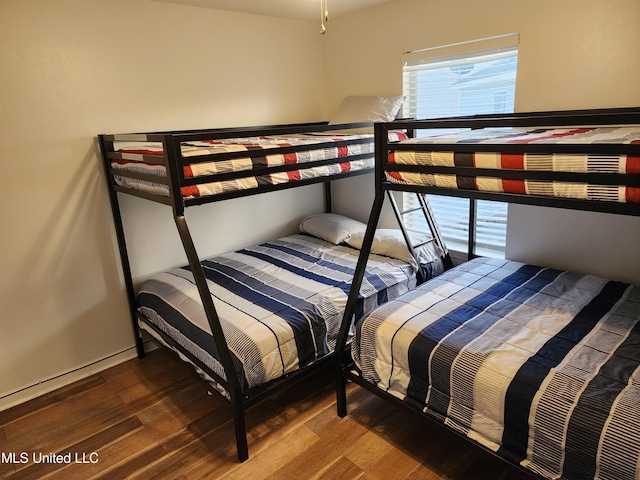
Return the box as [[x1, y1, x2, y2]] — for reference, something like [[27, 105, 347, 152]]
[[0, 349, 534, 479]]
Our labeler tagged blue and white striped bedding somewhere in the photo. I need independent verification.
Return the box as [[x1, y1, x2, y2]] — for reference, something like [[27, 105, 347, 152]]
[[352, 257, 640, 480], [137, 233, 420, 391]]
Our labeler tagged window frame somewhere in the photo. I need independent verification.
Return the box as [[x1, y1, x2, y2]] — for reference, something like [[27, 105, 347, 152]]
[[401, 34, 519, 260]]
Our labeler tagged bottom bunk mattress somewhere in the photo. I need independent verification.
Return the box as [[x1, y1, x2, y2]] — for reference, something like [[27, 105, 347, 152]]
[[137, 233, 436, 393], [352, 257, 640, 480]]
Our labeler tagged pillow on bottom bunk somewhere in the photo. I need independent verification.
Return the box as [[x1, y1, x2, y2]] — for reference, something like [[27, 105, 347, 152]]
[[346, 229, 444, 274], [298, 213, 367, 244]]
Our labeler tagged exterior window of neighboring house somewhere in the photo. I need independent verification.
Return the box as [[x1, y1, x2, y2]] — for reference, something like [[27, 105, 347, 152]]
[[401, 34, 519, 258]]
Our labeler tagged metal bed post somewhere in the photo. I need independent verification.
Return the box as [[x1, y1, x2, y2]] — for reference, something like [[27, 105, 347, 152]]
[[374, 122, 388, 200], [467, 198, 477, 260], [98, 135, 145, 359], [324, 181, 333, 213]]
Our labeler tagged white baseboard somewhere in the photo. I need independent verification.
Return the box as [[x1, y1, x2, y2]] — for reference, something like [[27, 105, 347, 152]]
[[0, 346, 142, 413]]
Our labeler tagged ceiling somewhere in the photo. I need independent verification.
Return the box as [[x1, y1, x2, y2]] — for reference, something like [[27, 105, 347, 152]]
[[153, 0, 403, 22]]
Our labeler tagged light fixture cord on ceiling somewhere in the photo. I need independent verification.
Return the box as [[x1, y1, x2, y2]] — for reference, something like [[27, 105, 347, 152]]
[[320, 0, 329, 34]]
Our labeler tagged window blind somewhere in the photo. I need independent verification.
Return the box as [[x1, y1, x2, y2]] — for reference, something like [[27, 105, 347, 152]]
[[401, 34, 519, 258]]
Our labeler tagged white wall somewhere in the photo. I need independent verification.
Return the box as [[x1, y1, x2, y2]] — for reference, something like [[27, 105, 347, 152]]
[[326, 0, 640, 284], [3, 0, 640, 410], [0, 0, 327, 408]]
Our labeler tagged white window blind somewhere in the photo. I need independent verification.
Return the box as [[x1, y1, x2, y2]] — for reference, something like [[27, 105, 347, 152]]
[[401, 34, 519, 258]]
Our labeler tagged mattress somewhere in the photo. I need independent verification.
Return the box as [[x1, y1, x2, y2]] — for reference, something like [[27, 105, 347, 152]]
[[352, 257, 640, 480], [112, 131, 408, 199], [386, 126, 640, 204], [137, 233, 436, 392]]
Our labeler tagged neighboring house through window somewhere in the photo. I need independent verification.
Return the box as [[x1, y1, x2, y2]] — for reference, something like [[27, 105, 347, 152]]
[[401, 33, 519, 258]]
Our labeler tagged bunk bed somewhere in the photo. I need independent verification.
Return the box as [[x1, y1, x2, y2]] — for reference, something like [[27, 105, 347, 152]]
[[336, 108, 640, 480], [98, 119, 447, 462]]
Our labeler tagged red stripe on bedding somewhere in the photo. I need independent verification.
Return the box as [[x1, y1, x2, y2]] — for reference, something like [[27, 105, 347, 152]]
[[507, 128, 595, 143], [627, 143, 640, 203], [340, 162, 351, 173], [386, 152, 400, 179], [502, 180, 527, 194], [284, 152, 297, 164], [390, 131, 409, 141], [338, 145, 348, 157], [501, 153, 526, 194], [277, 144, 297, 165], [626, 188, 640, 204], [184, 165, 194, 178], [118, 149, 163, 155], [625, 140, 640, 203], [628, 141, 640, 174], [180, 186, 200, 197], [501, 153, 524, 169], [287, 170, 301, 181]]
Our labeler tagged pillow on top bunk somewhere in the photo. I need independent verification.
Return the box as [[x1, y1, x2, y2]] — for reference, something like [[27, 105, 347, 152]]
[[299, 213, 367, 245], [347, 229, 440, 271], [328, 95, 405, 126]]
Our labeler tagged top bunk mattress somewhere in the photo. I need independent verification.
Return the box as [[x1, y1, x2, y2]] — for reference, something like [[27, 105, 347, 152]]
[[385, 126, 640, 204], [111, 131, 408, 199]]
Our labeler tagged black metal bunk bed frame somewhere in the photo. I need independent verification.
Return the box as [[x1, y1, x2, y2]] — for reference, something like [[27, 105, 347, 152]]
[[335, 107, 640, 479], [98, 120, 379, 462]]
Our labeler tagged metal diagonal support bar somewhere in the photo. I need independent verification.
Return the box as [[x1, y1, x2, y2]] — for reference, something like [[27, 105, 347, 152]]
[[335, 192, 385, 417], [164, 137, 248, 461], [174, 215, 248, 461]]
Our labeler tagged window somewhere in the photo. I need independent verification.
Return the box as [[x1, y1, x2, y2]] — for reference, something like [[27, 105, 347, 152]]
[[401, 34, 518, 258]]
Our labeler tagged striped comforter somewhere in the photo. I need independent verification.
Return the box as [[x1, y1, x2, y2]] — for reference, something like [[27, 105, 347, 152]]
[[137, 234, 417, 391], [386, 126, 640, 204], [353, 257, 640, 480], [113, 132, 407, 199]]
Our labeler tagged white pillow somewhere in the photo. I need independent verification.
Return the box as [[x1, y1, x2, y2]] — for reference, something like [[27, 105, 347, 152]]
[[347, 229, 443, 271], [299, 213, 367, 245], [328, 95, 405, 125]]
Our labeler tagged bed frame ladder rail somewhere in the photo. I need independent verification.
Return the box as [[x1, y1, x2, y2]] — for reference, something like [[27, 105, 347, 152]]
[[386, 191, 454, 275]]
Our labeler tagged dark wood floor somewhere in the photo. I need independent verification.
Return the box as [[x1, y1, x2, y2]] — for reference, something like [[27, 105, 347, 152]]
[[0, 349, 534, 479]]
